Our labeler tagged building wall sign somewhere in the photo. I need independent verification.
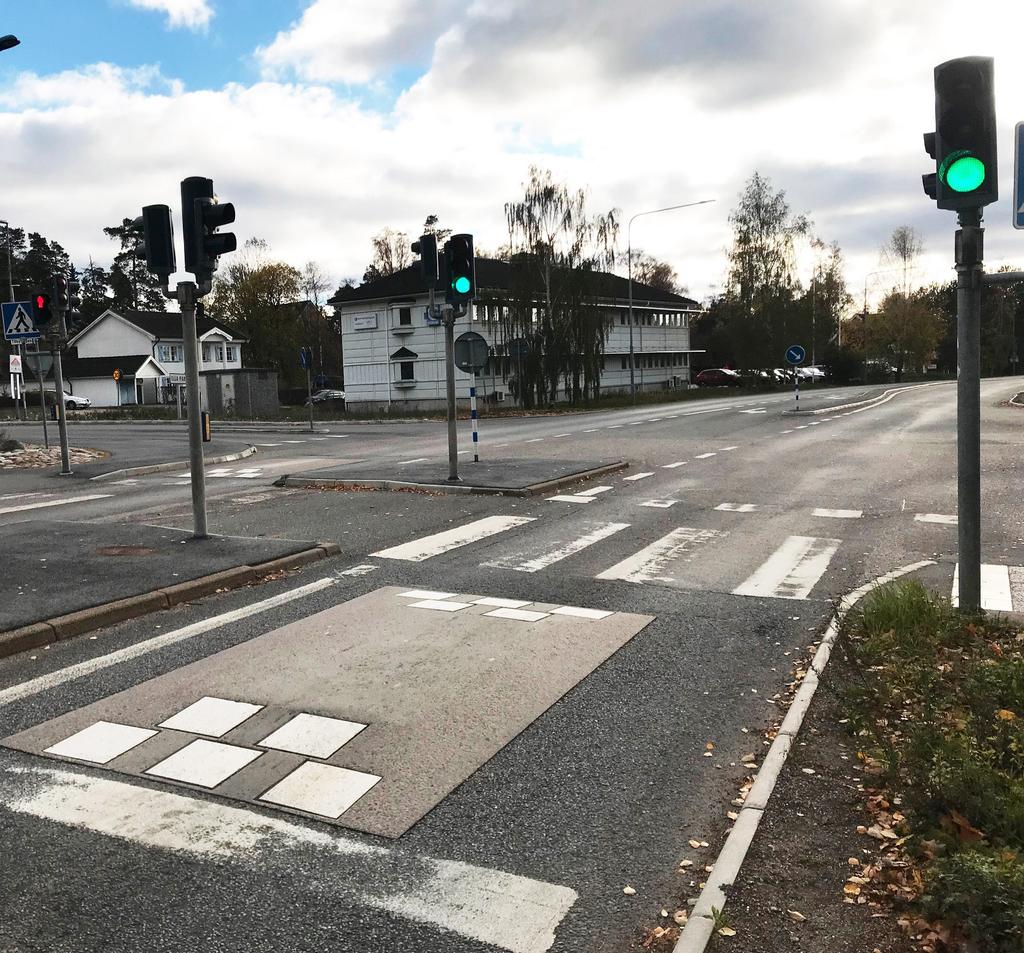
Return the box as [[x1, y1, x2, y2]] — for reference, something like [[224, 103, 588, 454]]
[[353, 314, 379, 330]]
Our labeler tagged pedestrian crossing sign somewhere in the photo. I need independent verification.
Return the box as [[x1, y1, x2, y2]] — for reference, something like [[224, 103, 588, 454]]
[[2, 301, 41, 342]]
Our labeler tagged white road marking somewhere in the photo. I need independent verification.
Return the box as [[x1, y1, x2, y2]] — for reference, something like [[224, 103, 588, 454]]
[[732, 535, 840, 600], [622, 472, 654, 481], [0, 494, 113, 515], [399, 590, 457, 600], [109, 479, 140, 486], [661, 462, 687, 469], [373, 516, 536, 562], [582, 429, 598, 433], [525, 438, 544, 443], [483, 521, 630, 574], [0, 492, 49, 501], [640, 500, 679, 508], [809, 422, 822, 426], [596, 526, 724, 584], [607, 425, 623, 429], [409, 599, 474, 612], [915, 513, 957, 525], [0, 576, 339, 709], [715, 503, 757, 513], [577, 486, 612, 496], [795, 425, 808, 430], [339, 564, 378, 576], [254, 443, 283, 447], [552, 433, 572, 438], [1, 764, 577, 953], [546, 494, 594, 504], [628, 421, 645, 426], [812, 508, 863, 519], [484, 607, 550, 622], [281, 440, 306, 444], [665, 415, 679, 419], [780, 430, 794, 434], [695, 452, 717, 459], [1010, 567, 1024, 612], [951, 564, 1014, 611], [397, 457, 429, 465], [739, 409, 767, 414], [719, 446, 739, 451]]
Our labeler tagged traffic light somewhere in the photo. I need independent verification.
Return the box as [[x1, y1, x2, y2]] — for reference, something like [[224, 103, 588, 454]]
[[411, 233, 439, 286], [444, 233, 475, 305], [181, 176, 236, 285], [923, 56, 998, 210], [135, 204, 176, 280], [53, 273, 69, 310], [33, 292, 53, 329]]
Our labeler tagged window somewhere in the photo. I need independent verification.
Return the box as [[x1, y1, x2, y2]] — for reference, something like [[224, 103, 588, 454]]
[[620, 357, 627, 370], [215, 345, 224, 362], [158, 344, 182, 363], [201, 345, 210, 362], [400, 361, 415, 381], [398, 306, 412, 326], [226, 346, 236, 362], [620, 313, 626, 325]]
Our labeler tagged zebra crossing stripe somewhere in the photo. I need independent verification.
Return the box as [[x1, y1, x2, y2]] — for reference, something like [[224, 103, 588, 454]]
[[372, 515, 535, 562], [482, 521, 630, 574], [595, 526, 724, 584], [732, 535, 840, 600]]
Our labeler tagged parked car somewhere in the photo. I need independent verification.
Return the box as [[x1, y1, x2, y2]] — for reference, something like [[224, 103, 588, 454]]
[[694, 368, 741, 387], [63, 394, 92, 410], [306, 388, 346, 405], [795, 366, 826, 382]]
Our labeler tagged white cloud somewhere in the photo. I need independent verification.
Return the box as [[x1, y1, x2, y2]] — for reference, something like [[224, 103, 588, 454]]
[[124, 0, 214, 31], [2, 1, 1024, 306]]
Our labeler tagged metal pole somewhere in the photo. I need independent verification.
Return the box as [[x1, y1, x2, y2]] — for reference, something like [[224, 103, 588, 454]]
[[794, 369, 799, 408], [180, 281, 209, 539], [37, 347, 48, 449], [955, 209, 983, 611], [50, 334, 71, 475], [470, 374, 479, 462], [627, 240, 635, 400], [444, 309, 459, 482], [306, 361, 314, 432]]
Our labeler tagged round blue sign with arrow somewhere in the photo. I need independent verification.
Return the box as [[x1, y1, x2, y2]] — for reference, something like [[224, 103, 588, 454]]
[[785, 344, 806, 366]]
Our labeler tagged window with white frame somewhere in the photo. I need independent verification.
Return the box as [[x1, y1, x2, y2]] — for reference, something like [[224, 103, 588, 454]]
[[226, 346, 236, 362], [158, 344, 182, 363]]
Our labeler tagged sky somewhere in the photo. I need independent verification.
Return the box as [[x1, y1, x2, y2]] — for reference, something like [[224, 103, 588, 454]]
[[1, 0, 1024, 308]]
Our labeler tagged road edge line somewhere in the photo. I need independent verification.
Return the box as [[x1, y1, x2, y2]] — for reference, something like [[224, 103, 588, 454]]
[[0, 542, 339, 660], [785, 380, 950, 416], [90, 444, 257, 482], [672, 558, 937, 953]]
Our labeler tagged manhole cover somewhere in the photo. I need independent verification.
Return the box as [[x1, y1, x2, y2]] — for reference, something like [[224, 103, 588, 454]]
[[95, 546, 157, 557]]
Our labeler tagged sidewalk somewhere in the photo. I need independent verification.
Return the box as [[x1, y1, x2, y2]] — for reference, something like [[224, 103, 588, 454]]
[[0, 520, 338, 658], [275, 457, 628, 496]]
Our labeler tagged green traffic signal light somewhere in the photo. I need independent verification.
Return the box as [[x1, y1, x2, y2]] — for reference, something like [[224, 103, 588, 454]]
[[943, 153, 986, 192], [454, 275, 471, 294]]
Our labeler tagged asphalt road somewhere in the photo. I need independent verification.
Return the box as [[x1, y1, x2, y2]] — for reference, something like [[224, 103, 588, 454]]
[[0, 379, 1022, 953]]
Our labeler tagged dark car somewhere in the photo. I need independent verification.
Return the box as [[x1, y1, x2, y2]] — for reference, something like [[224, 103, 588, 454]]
[[305, 388, 346, 405], [695, 368, 741, 387]]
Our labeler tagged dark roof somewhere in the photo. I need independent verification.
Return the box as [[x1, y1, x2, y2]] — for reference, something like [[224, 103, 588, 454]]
[[61, 352, 155, 379], [119, 310, 239, 339], [328, 257, 699, 308]]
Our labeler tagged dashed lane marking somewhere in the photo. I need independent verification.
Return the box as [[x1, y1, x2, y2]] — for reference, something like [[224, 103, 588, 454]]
[[397, 458, 428, 465], [622, 472, 654, 481], [719, 446, 739, 451], [577, 486, 612, 496], [0, 494, 113, 516], [715, 503, 757, 513], [812, 508, 863, 519], [525, 438, 544, 443], [915, 513, 957, 525], [695, 452, 717, 459], [732, 535, 840, 600], [546, 495, 595, 504], [372, 515, 536, 562], [640, 500, 678, 508]]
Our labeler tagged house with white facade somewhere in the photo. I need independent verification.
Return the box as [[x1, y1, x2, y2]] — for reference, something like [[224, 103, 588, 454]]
[[329, 258, 704, 412], [64, 309, 245, 406]]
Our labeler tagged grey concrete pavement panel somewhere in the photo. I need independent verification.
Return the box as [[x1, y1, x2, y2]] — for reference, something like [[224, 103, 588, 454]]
[[4, 586, 654, 838], [0, 520, 323, 632]]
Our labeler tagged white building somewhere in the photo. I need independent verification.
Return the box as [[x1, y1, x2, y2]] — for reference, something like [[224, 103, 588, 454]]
[[64, 309, 246, 406], [329, 258, 704, 412]]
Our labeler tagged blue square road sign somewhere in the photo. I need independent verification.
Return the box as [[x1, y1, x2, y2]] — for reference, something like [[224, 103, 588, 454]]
[[2, 301, 41, 342]]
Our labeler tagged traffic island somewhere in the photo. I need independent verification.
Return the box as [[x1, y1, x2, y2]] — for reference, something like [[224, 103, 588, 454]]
[[0, 519, 339, 659], [273, 457, 629, 496]]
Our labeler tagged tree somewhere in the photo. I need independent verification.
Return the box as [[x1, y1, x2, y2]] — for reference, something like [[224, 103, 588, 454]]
[[421, 214, 451, 244], [799, 238, 852, 363], [78, 258, 112, 322], [881, 225, 923, 298], [631, 250, 682, 294], [103, 217, 166, 313], [871, 290, 943, 380], [300, 261, 343, 384], [501, 166, 618, 406], [362, 227, 411, 283], [206, 239, 303, 383], [722, 172, 810, 368]]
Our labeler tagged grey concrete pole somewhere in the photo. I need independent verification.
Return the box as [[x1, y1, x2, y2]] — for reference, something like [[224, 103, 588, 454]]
[[179, 282, 209, 539], [955, 209, 983, 611], [50, 319, 72, 475], [445, 310, 459, 482], [627, 241, 635, 400]]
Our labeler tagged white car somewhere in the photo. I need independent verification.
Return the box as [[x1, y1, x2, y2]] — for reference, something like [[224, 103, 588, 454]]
[[63, 394, 92, 410]]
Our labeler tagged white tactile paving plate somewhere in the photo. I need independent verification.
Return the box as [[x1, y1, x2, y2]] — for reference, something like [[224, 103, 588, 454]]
[[484, 607, 550, 622], [399, 589, 457, 600], [259, 761, 381, 818], [145, 739, 262, 788], [472, 597, 533, 608], [550, 606, 613, 620], [44, 721, 157, 765], [159, 696, 264, 737], [259, 713, 366, 759], [409, 599, 473, 612]]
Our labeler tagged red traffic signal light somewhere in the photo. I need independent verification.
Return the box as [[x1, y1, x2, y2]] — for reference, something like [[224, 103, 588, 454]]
[[33, 292, 54, 328]]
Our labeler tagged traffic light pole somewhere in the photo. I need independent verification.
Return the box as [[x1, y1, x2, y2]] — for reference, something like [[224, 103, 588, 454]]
[[49, 315, 72, 475], [177, 281, 209, 539], [955, 209, 983, 611], [444, 307, 459, 483]]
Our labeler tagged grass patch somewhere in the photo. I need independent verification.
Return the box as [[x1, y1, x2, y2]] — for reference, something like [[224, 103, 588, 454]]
[[840, 581, 1024, 951]]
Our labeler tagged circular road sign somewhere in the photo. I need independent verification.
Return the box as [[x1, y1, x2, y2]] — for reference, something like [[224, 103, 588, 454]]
[[454, 331, 489, 374], [112, 368, 122, 381], [785, 344, 806, 366]]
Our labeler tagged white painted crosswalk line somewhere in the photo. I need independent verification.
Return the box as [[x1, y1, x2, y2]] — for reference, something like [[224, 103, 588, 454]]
[[596, 526, 725, 584], [812, 508, 862, 519], [546, 495, 594, 504], [732, 535, 840, 600], [915, 513, 957, 526], [640, 500, 678, 508], [695, 452, 716, 459], [716, 503, 756, 513], [483, 521, 630, 574], [1010, 567, 1024, 612], [951, 564, 1014, 611], [373, 515, 536, 562], [661, 462, 687, 469], [577, 486, 612, 496], [0, 494, 113, 516], [622, 472, 654, 481]]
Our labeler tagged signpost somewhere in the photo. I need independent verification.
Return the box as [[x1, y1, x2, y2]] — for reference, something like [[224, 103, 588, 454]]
[[785, 344, 806, 408], [1015, 121, 1024, 230], [300, 346, 314, 431], [455, 331, 489, 462], [23, 350, 53, 448]]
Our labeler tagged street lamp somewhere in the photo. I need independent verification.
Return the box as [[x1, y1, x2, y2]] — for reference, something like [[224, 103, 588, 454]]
[[0, 35, 20, 52], [627, 199, 715, 400]]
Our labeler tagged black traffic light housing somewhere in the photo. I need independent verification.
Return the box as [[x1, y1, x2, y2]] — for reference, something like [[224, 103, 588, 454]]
[[923, 56, 998, 210], [181, 176, 236, 286], [33, 292, 53, 329], [52, 273, 70, 310], [411, 233, 440, 287], [444, 233, 476, 305], [135, 204, 176, 280]]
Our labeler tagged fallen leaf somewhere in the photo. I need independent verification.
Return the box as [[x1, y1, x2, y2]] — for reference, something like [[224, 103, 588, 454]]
[[661, 909, 668, 918], [844, 883, 862, 896], [945, 808, 985, 844], [706, 741, 715, 750], [787, 910, 807, 922], [688, 839, 702, 849], [996, 709, 1017, 721], [679, 859, 694, 867], [718, 926, 736, 937], [801, 768, 816, 775], [727, 811, 739, 821], [673, 910, 688, 925], [623, 885, 636, 896]]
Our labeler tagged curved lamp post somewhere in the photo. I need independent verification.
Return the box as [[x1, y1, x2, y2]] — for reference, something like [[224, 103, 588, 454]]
[[627, 199, 715, 400]]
